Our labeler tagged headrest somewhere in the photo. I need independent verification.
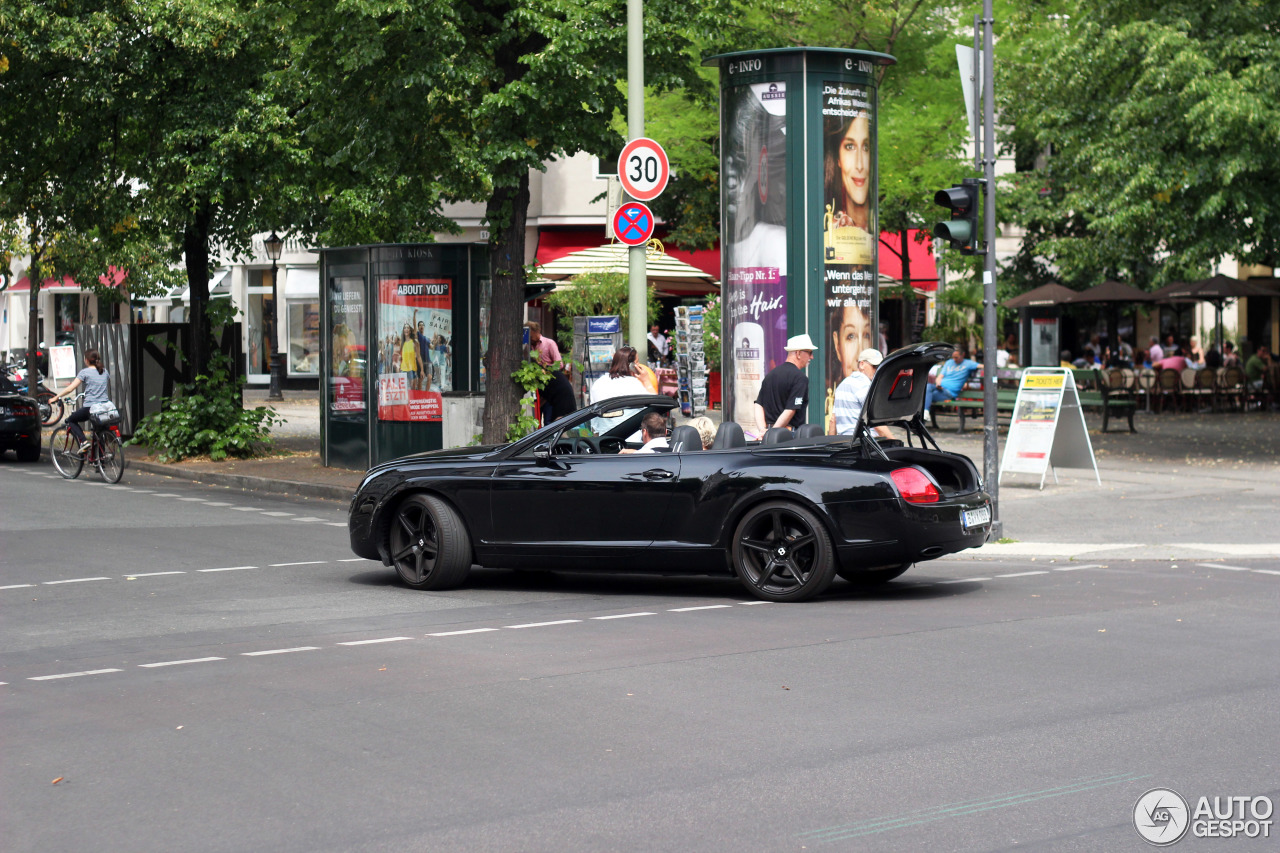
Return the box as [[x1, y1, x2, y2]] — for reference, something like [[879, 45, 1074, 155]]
[[763, 427, 795, 445], [668, 425, 703, 453], [713, 420, 746, 449], [793, 423, 825, 440]]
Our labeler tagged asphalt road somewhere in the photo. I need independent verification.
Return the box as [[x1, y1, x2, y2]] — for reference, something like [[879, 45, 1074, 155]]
[[3, 459, 1278, 852]]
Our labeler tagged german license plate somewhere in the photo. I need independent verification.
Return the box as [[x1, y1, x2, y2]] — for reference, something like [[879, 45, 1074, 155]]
[[962, 505, 992, 529]]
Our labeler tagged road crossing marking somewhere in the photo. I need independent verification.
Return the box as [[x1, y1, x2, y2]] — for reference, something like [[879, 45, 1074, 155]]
[[269, 561, 326, 567], [591, 612, 656, 620], [43, 577, 111, 584], [506, 619, 582, 629], [129, 571, 186, 577], [139, 657, 225, 668], [668, 604, 733, 612], [996, 571, 1050, 578], [178, 497, 207, 502], [260, 511, 295, 517], [429, 628, 499, 637], [241, 647, 319, 656], [1254, 569, 1280, 576], [198, 566, 256, 573], [338, 637, 414, 645], [938, 577, 992, 584], [0, 583, 35, 589], [1196, 563, 1252, 571], [29, 669, 122, 681]]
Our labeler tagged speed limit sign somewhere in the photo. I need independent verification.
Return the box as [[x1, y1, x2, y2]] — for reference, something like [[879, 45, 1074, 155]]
[[617, 138, 669, 202]]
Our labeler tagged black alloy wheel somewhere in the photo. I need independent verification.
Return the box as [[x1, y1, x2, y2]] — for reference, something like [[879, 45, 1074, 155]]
[[836, 563, 912, 589], [732, 500, 836, 602], [388, 493, 472, 590]]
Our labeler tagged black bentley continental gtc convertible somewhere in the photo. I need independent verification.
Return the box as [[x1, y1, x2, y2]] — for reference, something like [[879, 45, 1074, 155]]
[[349, 343, 993, 601]]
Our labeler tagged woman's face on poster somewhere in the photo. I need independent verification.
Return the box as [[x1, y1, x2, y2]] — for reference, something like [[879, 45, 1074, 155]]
[[839, 115, 871, 209], [833, 303, 872, 379]]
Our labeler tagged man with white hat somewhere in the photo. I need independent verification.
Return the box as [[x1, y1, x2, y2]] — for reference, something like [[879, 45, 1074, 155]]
[[753, 333, 818, 433], [832, 347, 893, 437]]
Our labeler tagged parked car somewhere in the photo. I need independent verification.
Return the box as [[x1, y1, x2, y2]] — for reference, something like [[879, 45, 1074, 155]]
[[348, 342, 993, 602], [0, 373, 43, 461]]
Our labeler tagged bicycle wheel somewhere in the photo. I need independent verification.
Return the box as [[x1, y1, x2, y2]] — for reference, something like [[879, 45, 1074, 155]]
[[50, 427, 84, 479], [95, 431, 125, 483], [39, 391, 64, 426]]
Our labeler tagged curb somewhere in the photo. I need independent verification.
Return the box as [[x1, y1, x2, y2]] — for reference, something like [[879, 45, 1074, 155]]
[[37, 444, 356, 503]]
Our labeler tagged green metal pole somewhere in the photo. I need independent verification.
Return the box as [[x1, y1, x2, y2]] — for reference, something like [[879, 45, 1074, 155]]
[[627, 0, 647, 363]]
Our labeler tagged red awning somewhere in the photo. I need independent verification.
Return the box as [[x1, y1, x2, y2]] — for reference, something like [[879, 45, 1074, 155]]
[[878, 230, 938, 291], [7, 275, 80, 292]]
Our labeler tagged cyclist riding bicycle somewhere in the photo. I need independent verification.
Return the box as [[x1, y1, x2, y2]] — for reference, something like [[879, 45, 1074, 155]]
[[52, 348, 111, 453]]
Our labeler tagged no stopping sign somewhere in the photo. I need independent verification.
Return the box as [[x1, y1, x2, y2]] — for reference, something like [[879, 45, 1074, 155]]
[[617, 138, 669, 202]]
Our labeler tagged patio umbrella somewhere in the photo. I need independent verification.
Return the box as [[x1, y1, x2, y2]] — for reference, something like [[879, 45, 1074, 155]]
[[532, 242, 719, 296], [1001, 282, 1078, 308], [1152, 274, 1279, 352]]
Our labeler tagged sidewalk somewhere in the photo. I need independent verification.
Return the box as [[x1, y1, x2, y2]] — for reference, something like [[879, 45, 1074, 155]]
[[124, 395, 1280, 561]]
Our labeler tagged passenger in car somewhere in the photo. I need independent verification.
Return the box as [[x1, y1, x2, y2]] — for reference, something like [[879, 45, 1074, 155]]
[[688, 416, 716, 449], [620, 411, 670, 454]]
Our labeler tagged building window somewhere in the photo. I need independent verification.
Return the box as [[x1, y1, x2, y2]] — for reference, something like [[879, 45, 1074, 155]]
[[287, 300, 320, 375]]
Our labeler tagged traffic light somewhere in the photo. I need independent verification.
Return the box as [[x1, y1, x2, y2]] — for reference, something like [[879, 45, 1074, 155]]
[[933, 178, 981, 255]]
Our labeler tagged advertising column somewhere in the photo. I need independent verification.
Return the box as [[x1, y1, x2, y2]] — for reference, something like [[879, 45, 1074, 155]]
[[376, 277, 452, 422], [721, 81, 788, 434], [819, 79, 878, 433]]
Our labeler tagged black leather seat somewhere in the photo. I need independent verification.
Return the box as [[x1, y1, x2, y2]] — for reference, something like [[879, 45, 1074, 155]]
[[762, 427, 795, 445], [668, 424, 703, 452], [713, 421, 746, 449], [793, 423, 825, 440]]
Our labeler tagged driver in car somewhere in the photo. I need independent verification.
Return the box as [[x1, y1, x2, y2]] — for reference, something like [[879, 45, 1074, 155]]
[[620, 411, 670, 454]]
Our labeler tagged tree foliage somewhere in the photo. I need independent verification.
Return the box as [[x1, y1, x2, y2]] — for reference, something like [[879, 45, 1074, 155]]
[[999, 0, 1280, 289], [542, 271, 660, 352]]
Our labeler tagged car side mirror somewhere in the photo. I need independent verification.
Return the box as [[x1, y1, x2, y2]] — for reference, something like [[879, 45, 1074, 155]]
[[533, 443, 551, 461]]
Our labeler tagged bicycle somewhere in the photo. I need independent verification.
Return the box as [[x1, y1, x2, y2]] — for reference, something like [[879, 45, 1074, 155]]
[[50, 393, 125, 483], [2, 361, 63, 426]]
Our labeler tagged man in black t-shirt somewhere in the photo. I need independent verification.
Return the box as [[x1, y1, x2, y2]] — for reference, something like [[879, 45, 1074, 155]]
[[754, 333, 818, 433]]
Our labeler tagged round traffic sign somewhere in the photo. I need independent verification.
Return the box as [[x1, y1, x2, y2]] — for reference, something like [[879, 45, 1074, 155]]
[[612, 202, 655, 247], [617, 138, 670, 202]]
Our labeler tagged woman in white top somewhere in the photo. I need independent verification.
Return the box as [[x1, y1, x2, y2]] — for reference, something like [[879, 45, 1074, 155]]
[[590, 347, 648, 404]]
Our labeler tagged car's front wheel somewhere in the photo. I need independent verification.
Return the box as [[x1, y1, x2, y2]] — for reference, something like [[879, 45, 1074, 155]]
[[388, 494, 472, 590], [732, 500, 835, 602]]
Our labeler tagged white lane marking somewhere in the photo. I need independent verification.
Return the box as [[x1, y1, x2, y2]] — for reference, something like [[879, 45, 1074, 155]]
[[325, 522, 347, 527], [1196, 563, 1252, 572], [337, 558, 368, 562], [290, 517, 324, 522], [44, 577, 111, 585], [44, 474, 61, 479], [1053, 565, 1100, 572], [668, 605, 733, 612], [428, 628, 499, 637], [0, 583, 34, 590], [506, 619, 582, 629], [260, 511, 295, 517], [241, 647, 319, 656], [269, 561, 327, 567], [591, 612, 656, 620], [178, 497, 207, 502], [105, 485, 131, 491], [1253, 569, 1280, 576], [996, 571, 1050, 578], [151, 493, 180, 497], [29, 669, 122, 681], [938, 577, 991, 584], [738, 601, 774, 605], [230, 507, 263, 512], [204, 502, 232, 507], [337, 637, 414, 646], [128, 571, 186, 577], [132, 489, 155, 494], [138, 657, 225, 668], [197, 566, 256, 573]]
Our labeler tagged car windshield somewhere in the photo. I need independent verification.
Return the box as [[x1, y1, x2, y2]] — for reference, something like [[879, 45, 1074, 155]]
[[553, 406, 649, 441]]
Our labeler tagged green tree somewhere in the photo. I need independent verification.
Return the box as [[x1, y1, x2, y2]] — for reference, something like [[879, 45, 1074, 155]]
[[998, 1, 1280, 289], [543, 271, 660, 350]]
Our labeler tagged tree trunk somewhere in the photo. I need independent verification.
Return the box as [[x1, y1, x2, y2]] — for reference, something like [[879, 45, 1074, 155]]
[[182, 201, 214, 378], [25, 231, 44, 386], [481, 172, 531, 444]]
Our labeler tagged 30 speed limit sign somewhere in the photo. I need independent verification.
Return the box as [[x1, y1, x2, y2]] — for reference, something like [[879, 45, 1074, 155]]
[[617, 138, 669, 202]]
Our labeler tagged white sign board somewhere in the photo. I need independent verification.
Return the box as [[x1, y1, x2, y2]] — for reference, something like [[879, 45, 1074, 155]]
[[999, 368, 1100, 489], [49, 345, 78, 380], [617, 138, 670, 202], [955, 45, 985, 148]]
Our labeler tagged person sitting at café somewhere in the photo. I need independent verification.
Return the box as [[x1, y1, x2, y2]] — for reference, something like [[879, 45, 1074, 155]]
[[1148, 335, 1164, 362], [1155, 351, 1190, 372], [1188, 337, 1206, 366], [1059, 349, 1075, 369], [1222, 341, 1240, 368], [925, 345, 980, 414], [1204, 344, 1223, 370], [1072, 347, 1097, 369], [1245, 345, 1272, 391]]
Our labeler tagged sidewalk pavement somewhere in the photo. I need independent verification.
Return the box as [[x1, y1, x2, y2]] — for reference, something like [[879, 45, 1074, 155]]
[[122, 393, 1280, 562]]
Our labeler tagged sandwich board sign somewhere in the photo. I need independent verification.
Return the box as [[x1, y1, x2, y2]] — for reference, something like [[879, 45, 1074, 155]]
[[999, 367, 1100, 489]]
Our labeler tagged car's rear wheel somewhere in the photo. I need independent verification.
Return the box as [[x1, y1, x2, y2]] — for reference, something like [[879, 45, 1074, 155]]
[[836, 563, 911, 589], [732, 500, 835, 602], [388, 494, 472, 590]]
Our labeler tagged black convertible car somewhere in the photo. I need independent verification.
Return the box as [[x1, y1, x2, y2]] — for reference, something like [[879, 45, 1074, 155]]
[[0, 373, 42, 462], [349, 343, 993, 601]]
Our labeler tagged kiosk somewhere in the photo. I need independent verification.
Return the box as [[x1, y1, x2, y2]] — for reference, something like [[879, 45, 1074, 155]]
[[705, 47, 895, 434], [320, 244, 490, 469]]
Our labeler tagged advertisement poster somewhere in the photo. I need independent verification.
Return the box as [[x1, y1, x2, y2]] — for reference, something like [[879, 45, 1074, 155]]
[[329, 276, 366, 416], [376, 277, 452, 422], [722, 81, 789, 433], [820, 79, 878, 433]]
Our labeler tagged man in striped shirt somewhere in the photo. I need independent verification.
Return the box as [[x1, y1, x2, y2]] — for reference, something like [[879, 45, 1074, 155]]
[[833, 348, 892, 437]]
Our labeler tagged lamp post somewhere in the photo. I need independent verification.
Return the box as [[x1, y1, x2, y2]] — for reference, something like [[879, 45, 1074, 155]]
[[263, 230, 285, 401]]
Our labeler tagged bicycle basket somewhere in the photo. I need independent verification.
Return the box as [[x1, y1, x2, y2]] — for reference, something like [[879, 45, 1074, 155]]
[[89, 401, 121, 427]]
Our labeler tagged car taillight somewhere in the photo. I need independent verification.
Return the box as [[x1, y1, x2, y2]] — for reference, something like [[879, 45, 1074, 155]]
[[11, 403, 37, 418], [890, 467, 941, 503]]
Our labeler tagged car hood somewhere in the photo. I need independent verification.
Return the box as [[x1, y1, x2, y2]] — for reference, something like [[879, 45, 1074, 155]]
[[863, 342, 956, 426], [365, 444, 502, 477]]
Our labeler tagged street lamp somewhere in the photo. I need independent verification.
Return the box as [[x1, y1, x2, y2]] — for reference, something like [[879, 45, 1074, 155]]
[[263, 230, 285, 401]]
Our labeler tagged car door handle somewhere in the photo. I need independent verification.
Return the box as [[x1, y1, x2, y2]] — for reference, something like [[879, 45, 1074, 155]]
[[625, 469, 675, 481]]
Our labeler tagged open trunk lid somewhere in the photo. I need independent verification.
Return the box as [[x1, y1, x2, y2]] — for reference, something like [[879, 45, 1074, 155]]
[[861, 341, 955, 428]]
